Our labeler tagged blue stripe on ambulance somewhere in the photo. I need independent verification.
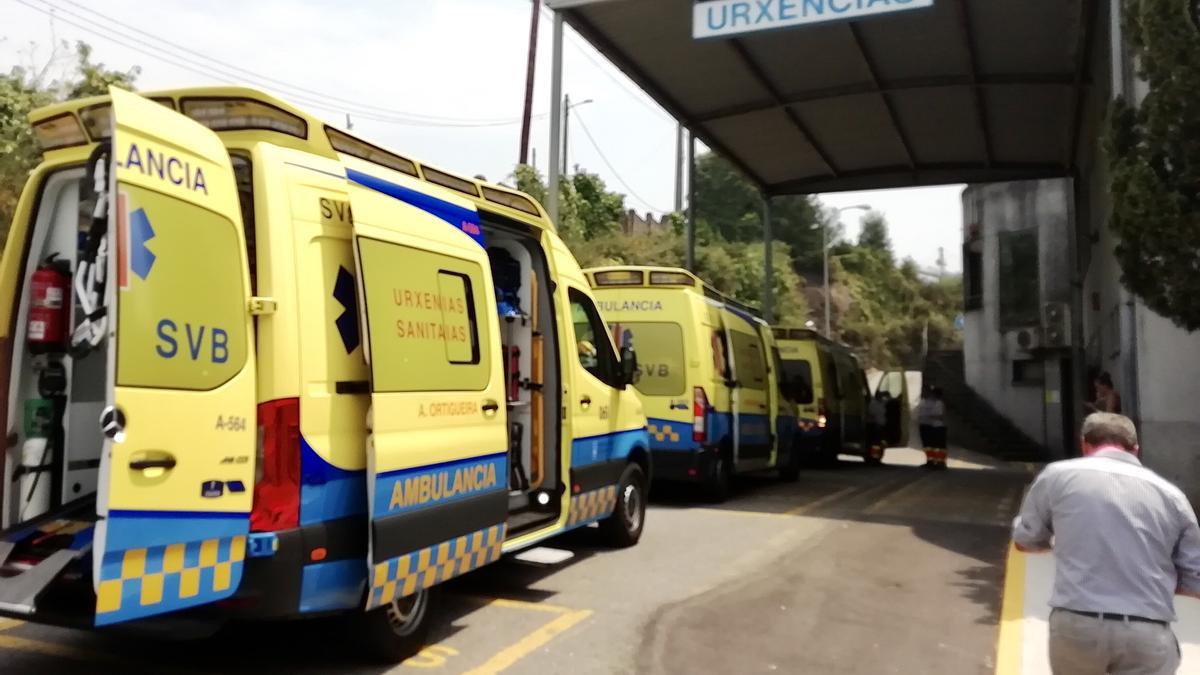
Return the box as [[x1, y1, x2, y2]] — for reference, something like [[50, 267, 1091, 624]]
[[345, 168, 485, 247], [299, 436, 366, 526], [371, 453, 506, 519], [570, 427, 649, 467]]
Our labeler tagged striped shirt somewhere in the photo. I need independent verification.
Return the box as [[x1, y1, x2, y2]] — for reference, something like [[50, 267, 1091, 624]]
[[1013, 448, 1200, 621]]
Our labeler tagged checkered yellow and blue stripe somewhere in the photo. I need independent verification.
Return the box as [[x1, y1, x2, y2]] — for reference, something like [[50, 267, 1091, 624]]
[[568, 484, 618, 527], [366, 523, 505, 610], [648, 422, 682, 443], [95, 535, 246, 625]]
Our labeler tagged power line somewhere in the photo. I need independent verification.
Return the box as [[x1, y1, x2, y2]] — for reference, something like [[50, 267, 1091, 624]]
[[55, 0, 522, 124], [541, 5, 667, 119], [19, 0, 543, 128], [571, 110, 670, 214]]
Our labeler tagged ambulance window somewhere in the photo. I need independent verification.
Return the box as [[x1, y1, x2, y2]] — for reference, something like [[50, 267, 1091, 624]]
[[230, 153, 256, 294], [357, 239, 489, 392], [569, 289, 618, 385], [780, 358, 814, 403], [610, 322, 685, 396], [730, 331, 766, 391]]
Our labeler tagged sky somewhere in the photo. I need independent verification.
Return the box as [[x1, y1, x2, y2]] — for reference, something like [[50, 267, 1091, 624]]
[[0, 0, 962, 272]]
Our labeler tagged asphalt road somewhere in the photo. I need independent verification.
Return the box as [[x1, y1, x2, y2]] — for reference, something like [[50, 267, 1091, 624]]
[[0, 447, 1033, 674]]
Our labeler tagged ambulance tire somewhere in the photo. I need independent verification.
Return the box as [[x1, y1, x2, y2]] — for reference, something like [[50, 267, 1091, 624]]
[[356, 587, 436, 663], [705, 449, 733, 503], [599, 463, 647, 548]]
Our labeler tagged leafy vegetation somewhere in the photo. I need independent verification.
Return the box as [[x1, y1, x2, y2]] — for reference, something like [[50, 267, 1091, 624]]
[[1104, 0, 1200, 330], [0, 41, 138, 235], [512, 156, 961, 368]]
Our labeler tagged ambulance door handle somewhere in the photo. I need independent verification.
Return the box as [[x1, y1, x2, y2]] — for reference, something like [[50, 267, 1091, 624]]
[[580, 395, 592, 409], [481, 400, 500, 417], [129, 450, 177, 477]]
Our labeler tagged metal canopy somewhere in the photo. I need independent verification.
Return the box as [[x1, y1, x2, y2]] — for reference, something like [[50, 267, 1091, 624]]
[[553, 0, 1098, 195]]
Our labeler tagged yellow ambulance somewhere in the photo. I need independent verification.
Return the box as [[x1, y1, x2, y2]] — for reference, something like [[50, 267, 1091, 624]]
[[773, 327, 908, 465], [585, 266, 799, 500], [0, 86, 650, 660]]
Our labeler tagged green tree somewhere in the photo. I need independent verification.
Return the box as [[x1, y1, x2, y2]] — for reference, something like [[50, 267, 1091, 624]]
[[570, 171, 624, 239], [857, 210, 893, 264], [1104, 0, 1200, 330], [1, 42, 138, 236]]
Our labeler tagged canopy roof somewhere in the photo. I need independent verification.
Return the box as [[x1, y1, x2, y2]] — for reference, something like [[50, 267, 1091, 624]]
[[552, 0, 1099, 194]]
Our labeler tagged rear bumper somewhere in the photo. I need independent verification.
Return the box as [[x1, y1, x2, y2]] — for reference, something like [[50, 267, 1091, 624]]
[[650, 447, 717, 482]]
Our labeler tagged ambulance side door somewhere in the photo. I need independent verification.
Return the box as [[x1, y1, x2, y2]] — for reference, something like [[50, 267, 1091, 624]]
[[563, 284, 624, 525], [726, 321, 771, 468], [346, 173, 508, 611], [94, 88, 256, 625]]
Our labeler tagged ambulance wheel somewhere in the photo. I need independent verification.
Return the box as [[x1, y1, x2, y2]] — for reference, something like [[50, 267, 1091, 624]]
[[356, 587, 435, 663], [705, 450, 732, 503], [600, 463, 647, 548]]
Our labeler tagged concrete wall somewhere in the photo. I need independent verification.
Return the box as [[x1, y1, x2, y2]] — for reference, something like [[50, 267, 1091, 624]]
[[1070, 0, 1200, 504], [961, 179, 1074, 453]]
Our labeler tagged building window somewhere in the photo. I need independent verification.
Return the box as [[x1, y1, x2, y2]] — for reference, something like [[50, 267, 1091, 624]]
[[998, 230, 1040, 329], [1012, 359, 1045, 386], [963, 240, 983, 311]]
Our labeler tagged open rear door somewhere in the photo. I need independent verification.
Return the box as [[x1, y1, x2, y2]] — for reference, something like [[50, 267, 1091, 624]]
[[874, 370, 910, 447], [92, 88, 256, 625], [344, 171, 508, 611]]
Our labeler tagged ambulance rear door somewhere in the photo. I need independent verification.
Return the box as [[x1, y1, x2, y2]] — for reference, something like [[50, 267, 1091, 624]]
[[345, 170, 508, 611], [93, 88, 256, 625]]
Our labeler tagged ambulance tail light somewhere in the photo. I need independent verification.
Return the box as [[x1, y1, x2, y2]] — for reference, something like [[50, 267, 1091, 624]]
[[693, 387, 709, 443], [817, 398, 828, 429], [250, 398, 301, 532]]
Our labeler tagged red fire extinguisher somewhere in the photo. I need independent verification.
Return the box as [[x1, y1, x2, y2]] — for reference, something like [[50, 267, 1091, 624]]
[[27, 255, 71, 353]]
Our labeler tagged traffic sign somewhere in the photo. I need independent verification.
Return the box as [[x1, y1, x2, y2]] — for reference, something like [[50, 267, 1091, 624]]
[[694, 0, 935, 40]]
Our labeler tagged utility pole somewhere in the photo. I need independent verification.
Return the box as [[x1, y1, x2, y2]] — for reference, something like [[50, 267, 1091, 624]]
[[562, 93, 570, 176], [674, 123, 684, 213], [686, 132, 697, 271], [518, 0, 540, 166], [546, 10, 564, 226], [345, 113, 353, 131], [763, 194, 774, 324]]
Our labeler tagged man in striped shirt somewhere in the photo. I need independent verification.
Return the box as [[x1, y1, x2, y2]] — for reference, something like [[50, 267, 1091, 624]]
[[1012, 412, 1200, 674]]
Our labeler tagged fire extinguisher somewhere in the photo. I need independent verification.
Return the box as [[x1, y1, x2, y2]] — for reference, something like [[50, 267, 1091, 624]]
[[27, 254, 71, 354]]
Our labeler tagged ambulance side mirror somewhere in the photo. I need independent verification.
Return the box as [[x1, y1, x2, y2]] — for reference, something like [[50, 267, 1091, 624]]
[[619, 345, 639, 389]]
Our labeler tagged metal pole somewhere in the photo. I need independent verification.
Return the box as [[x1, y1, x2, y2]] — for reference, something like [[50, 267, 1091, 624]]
[[546, 11, 564, 227], [823, 223, 831, 337], [686, 131, 697, 271], [562, 93, 570, 176], [518, 0, 540, 166], [674, 123, 684, 213], [762, 194, 774, 324]]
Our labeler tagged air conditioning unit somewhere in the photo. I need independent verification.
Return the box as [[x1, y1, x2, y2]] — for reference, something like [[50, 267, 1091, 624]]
[[1006, 327, 1042, 354], [1042, 302, 1071, 348]]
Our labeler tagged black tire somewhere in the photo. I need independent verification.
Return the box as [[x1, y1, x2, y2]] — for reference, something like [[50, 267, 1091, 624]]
[[599, 463, 647, 547], [778, 445, 801, 482], [354, 587, 435, 663], [863, 447, 883, 466], [705, 450, 733, 502]]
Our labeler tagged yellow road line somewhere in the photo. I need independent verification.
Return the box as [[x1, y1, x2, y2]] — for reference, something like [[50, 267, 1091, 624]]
[[484, 597, 572, 615], [995, 543, 1026, 675], [0, 618, 23, 632], [0, 633, 111, 662], [461, 608, 593, 675], [785, 485, 859, 515]]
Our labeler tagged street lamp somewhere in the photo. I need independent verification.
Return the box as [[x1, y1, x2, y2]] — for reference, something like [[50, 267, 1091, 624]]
[[562, 95, 594, 175], [815, 204, 871, 337]]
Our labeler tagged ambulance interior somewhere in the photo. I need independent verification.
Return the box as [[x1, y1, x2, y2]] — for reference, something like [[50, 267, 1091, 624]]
[[0, 162, 108, 618], [480, 215, 563, 535], [3, 167, 106, 528]]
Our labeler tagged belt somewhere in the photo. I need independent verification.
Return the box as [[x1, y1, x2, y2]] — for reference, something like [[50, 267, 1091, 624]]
[[1060, 608, 1168, 625]]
